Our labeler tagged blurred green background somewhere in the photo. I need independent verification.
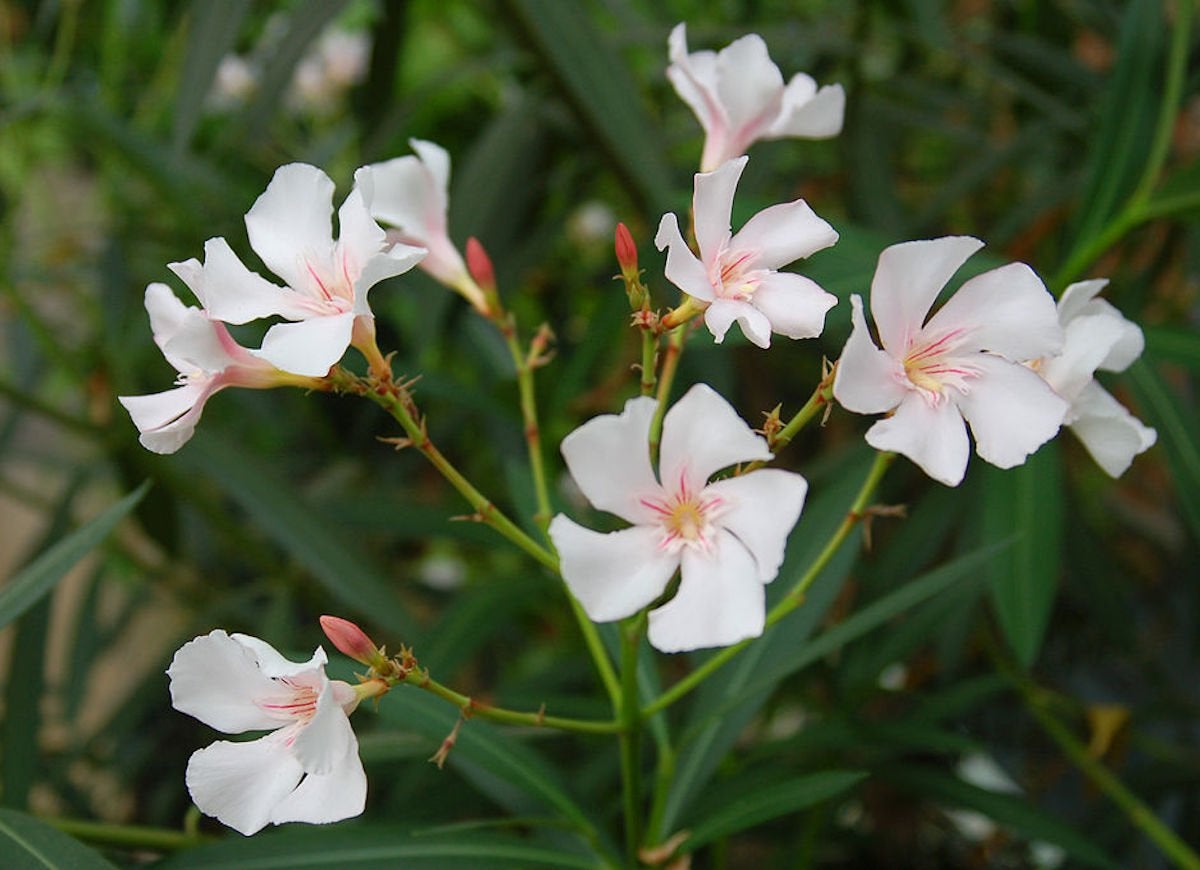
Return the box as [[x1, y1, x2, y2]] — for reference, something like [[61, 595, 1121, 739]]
[[1, 0, 1197, 866]]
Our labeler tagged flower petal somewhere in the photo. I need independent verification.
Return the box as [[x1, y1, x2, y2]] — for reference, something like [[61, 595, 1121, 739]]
[[269, 737, 366, 827], [559, 395, 661, 524], [549, 517, 679, 622], [693, 156, 745, 260], [706, 469, 807, 582], [655, 213, 714, 303], [357, 157, 429, 237], [730, 199, 838, 270], [704, 298, 773, 347], [1040, 313, 1129, 402], [172, 238, 304, 325], [289, 682, 356, 776], [955, 355, 1067, 470], [866, 391, 971, 486], [833, 295, 908, 414], [659, 383, 772, 493], [870, 236, 984, 355], [245, 164, 336, 291], [925, 261, 1062, 360], [768, 81, 845, 138], [119, 383, 218, 455], [352, 242, 427, 317], [648, 531, 764, 652], [1067, 381, 1156, 477], [713, 34, 784, 148], [750, 272, 837, 340], [1056, 279, 1108, 325], [230, 633, 327, 680], [185, 734, 303, 836], [252, 312, 356, 377], [666, 24, 719, 136]]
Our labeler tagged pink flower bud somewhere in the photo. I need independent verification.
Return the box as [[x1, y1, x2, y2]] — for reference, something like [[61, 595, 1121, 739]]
[[614, 222, 639, 279], [465, 237, 496, 295], [320, 615, 379, 665]]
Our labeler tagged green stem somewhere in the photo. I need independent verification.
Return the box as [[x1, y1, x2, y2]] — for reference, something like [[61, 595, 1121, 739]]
[[640, 327, 658, 397], [649, 327, 686, 461], [499, 317, 553, 533], [49, 818, 207, 852], [404, 670, 621, 735], [744, 372, 834, 474], [618, 612, 647, 862], [641, 452, 895, 717]]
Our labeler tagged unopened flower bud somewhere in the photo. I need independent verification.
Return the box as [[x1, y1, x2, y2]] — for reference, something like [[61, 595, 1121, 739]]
[[615, 222, 639, 280], [320, 615, 381, 666], [466, 237, 496, 295]]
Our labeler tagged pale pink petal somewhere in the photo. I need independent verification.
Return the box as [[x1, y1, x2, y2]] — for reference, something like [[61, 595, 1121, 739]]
[[335, 187, 388, 280], [666, 24, 719, 135], [409, 139, 452, 207], [655, 213, 714, 302], [954, 355, 1067, 470], [750, 272, 837, 340], [730, 198, 838, 269], [269, 739, 366, 827], [693, 157, 745, 260], [185, 734, 303, 836], [352, 242, 427, 316], [870, 236, 984, 355], [713, 34, 784, 148], [143, 283, 190, 360], [925, 262, 1062, 360], [356, 158, 429, 237], [549, 517, 679, 622], [648, 531, 764, 652], [289, 684, 356, 776], [833, 295, 908, 414], [659, 384, 772, 493], [866, 391, 971, 487], [119, 383, 218, 455], [252, 312, 356, 377], [168, 630, 296, 733], [559, 395, 661, 524], [1068, 381, 1156, 477], [159, 307, 240, 374], [704, 298, 773, 347], [768, 81, 845, 138], [172, 238, 304, 324], [245, 164, 336, 291], [1040, 313, 1130, 402], [706, 469, 808, 582]]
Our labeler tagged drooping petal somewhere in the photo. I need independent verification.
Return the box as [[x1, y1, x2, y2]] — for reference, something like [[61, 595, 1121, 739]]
[[693, 157, 746, 260], [659, 384, 772, 494], [252, 311, 356, 377], [833, 295, 908, 414], [119, 383, 218, 455], [648, 531, 764, 652], [750, 272, 837, 340], [559, 395, 661, 524], [352, 241, 427, 316], [167, 630, 303, 733], [230, 633, 327, 680], [245, 164, 336, 292], [925, 261, 1062, 360], [1067, 381, 1156, 477], [666, 24, 719, 136], [172, 238, 306, 325], [1040, 313, 1130, 402], [268, 738, 366, 827], [185, 734, 304, 837], [704, 298, 773, 347], [954, 355, 1067, 470], [549, 517, 680, 622], [356, 158, 429, 237], [158, 307, 241, 375], [866, 391, 971, 487], [730, 198, 838, 270], [655, 213, 715, 302], [870, 236, 984, 355], [768, 80, 845, 138], [289, 683, 357, 776], [706, 469, 807, 582]]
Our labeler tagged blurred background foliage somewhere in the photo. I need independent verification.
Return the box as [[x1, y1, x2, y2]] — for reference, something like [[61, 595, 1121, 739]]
[[0, 0, 1198, 866]]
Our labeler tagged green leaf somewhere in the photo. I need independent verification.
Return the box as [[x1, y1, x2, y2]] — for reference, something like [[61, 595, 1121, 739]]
[[172, 0, 251, 153], [983, 443, 1064, 669], [1144, 324, 1200, 370], [0, 482, 149, 631], [682, 771, 868, 852], [0, 809, 116, 870]]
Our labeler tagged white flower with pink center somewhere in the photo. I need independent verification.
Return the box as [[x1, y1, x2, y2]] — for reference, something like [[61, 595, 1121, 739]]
[[667, 23, 845, 172], [549, 384, 808, 653], [185, 163, 425, 377], [167, 630, 366, 836], [655, 156, 838, 349], [833, 236, 1069, 486]]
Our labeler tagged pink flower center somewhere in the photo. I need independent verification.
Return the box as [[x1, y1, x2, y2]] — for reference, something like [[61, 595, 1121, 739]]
[[297, 249, 357, 315], [641, 469, 726, 554], [711, 246, 765, 302], [259, 677, 321, 723], [901, 328, 976, 404]]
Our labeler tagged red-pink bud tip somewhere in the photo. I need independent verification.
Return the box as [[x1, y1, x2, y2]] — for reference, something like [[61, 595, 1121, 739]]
[[320, 615, 378, 665], [615, 222, 639, 276], [465, 237, 496, 292]]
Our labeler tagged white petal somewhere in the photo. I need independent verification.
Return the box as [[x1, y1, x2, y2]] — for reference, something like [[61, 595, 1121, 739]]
[[955, 355, 1067, 470], [245, 164, 336, 291], [549, 517, 679, 622], [925, 262, 1062, 360], [289, 683, 356, 776], [693, 157, 745, 260], [559, 395, 661, 524], [172, 238, 304, 324], [655, 213, 715, 302], [230, 634, 327, 680], [119, 383, 217, 455], [866, 391, 971, 487], [666, 24, 718, 136], [730, 199, 838, 270], [713, 34, 784, 145], [1056, 279, 1108, 325], [870, 236, 984, 355], [143, 283, 190, 355], [335, 187, 388, 279], [1067, 381, 1156, 477], [410, 138, 452, 199], [356, 157, 430, 237], [185, 734, 303, 836], [768, 81, 845, 138], [706, 469, 808, 582], [269, 737, 366, 827], [704, 298, 773, 347], [659, 384, 771, 493], [252, 312, 356, 377], [352, 242, 427, 317], [1040, 313, 1130, 401], [833, 295, 908, 414], [750, 272, 837, 340], [160, 309, 239, 374], [648, 531, 764, 652]]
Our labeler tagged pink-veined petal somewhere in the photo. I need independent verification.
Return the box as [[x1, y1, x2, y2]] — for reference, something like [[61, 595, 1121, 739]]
[[659, 384, 771, 493], [252, 311, 356, 377], [768, 81, 845, 138], [704, 298, 773, 347], [185, 733, 303, 837], [559, 395, 661, 524], [750, 272, 837, 340], [730, 198, 838, 270], [549, 517, 679, 622], [268, 736, 366, 827], [870, 236, 984, 355], [172, 238, 304, 324], [1040, 313, 1130, 402], [245, 164, 336, 291], [866, 391, 971, 487], [833, 295, 908, 414], [1068, 381, 1156, 477], [955, 355, 1067, 470], [925, 261, 1062, 360], [335, 186, 387, 279], [706, 469, 808, 582], [713, 34, 784, 147], [655, 213, 714, 302], [289, 684, 356, 776], [693, 157, 745, 259], [648, 531, 764, 652]]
